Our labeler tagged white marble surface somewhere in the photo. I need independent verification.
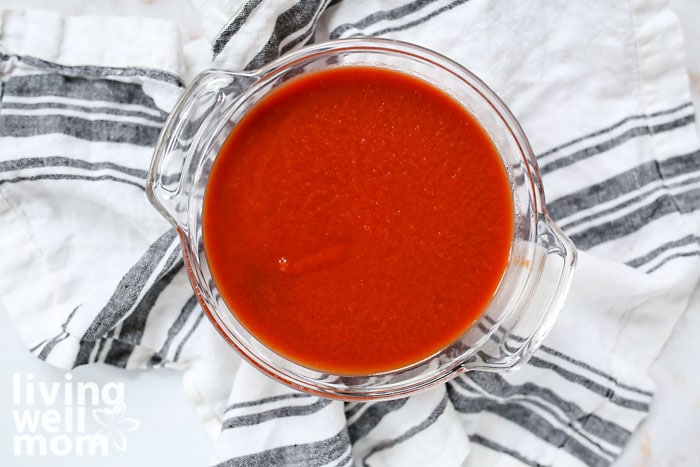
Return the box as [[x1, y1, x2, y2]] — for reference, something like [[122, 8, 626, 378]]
[[1, 0, 699, 465]]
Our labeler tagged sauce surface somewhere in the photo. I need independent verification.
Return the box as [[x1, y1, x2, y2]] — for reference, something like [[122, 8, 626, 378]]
[[203, 66, 514, 375]]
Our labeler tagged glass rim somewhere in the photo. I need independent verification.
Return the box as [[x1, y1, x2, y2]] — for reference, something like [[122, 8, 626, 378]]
[[149, 38, 574, 401]]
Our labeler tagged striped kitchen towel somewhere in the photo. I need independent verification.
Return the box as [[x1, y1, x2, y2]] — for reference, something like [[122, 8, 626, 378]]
[[1, 1, 699, 466]]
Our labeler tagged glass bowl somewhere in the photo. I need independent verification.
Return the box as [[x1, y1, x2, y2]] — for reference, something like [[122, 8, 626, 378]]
[[146, 38, 577, 401]]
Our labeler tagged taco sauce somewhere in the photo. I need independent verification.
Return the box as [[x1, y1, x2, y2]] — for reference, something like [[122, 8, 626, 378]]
[[202, 66, 513, 375]]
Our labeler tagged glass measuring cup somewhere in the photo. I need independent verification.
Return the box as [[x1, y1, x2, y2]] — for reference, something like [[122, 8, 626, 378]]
[[147, 38, 577, 401]]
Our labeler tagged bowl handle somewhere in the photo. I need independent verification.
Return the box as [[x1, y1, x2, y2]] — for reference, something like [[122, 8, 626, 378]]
[[519, 216, 578, 355], [464, 215, 578, 372], [147, 70, 256, 228]]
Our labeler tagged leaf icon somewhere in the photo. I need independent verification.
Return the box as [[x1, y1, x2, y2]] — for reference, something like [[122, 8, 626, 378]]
[[112, 400, 126, 418], [119, 418, 141, 432], [112, 430, 127, 451], [92, 408, 113, 428], [91, 398, 140, 452]]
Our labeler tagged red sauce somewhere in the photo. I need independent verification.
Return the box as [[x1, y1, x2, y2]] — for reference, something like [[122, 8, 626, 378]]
[[202, 66, 513, 375]]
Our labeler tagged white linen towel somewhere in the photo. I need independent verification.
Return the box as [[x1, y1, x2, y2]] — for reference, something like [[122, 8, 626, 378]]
[[0, 1, 698, 466]]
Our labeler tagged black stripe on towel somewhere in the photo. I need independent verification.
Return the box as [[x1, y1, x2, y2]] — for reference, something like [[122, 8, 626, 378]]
[[332, 449, 354, 467], [647, 251, 700, 273], [172, 311, 205, 362], [214, 428, 351, 467], [222, 398, 333, 429], [539, 114, 696, 175], [212, 0, 266, 57], [244, 0, 328, 71], [100, 339, 134, 368], [469, 434, 543, 467], [2, 101, 166, 123], [347, 398, 409, 442], [0, 173, 145, 191], [72, 230, 179, 367], [0, 115, 161, 146], [329, 0, 440, 38], [0, 156, 148, 179], [73, 340, 97, 368], [104, 258, 185, 368], [569, 188, 700, 250], [474, 321, 653, 403], [626, 235, 699, 269], [560, 175, 700, 233], [538, 102, 693, 160], [526, 358, 649, 411], [149, 295, 199, 366], [80, 229, 178, 343], [364, 0, 471, 38], [539, 346, 653, 397], [279, 0, 332, 55], [361, 394, 448, 467], [0, 53, 184, 87], [226, 393, 313, 413], [459, 372, 632, 447], [546, 150, 700, 222], [330, 0, 471, 39], [36, 306, 81, 360], [448, 384, 612, 467], [3, 73, 168, 112]]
